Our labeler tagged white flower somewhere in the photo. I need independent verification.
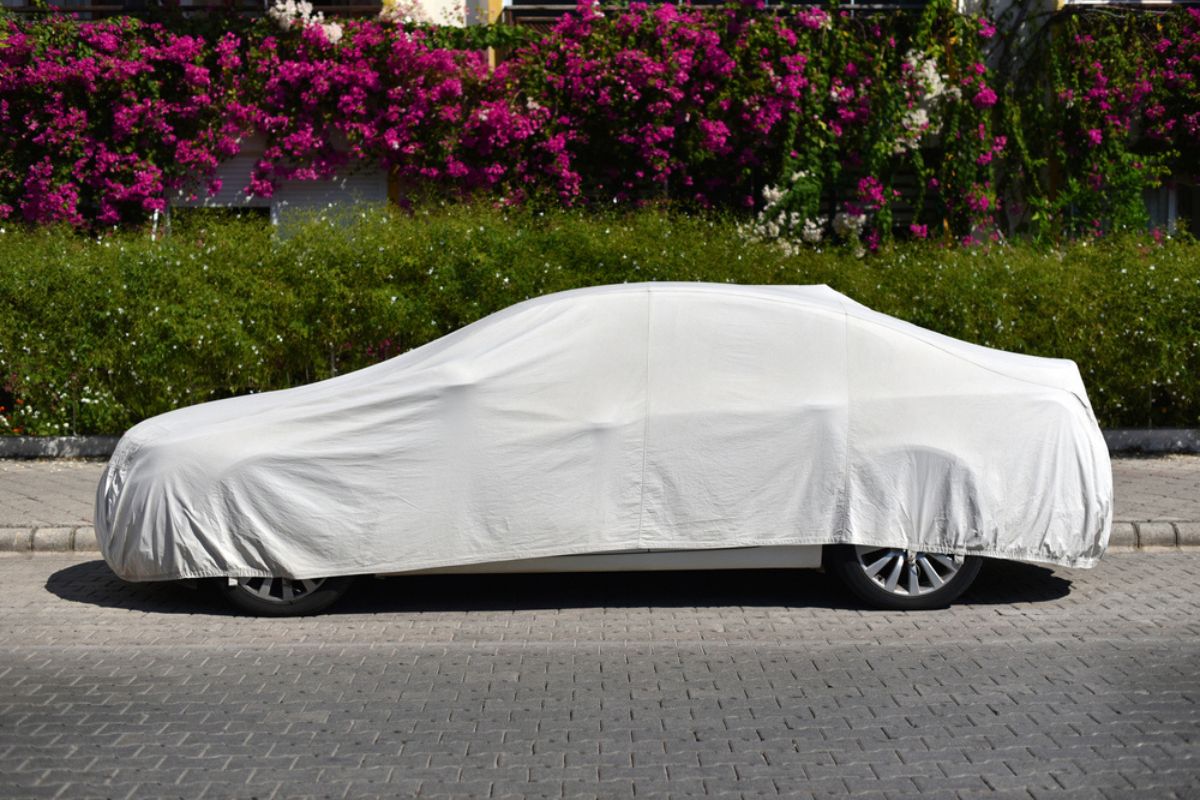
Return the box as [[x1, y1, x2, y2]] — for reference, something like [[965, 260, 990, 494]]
[[268, 0, 331, 34], [903, 107, 930, 132], [894, 51, 951, 152], [321, 21, 343, 45], [832, 211, 867, 239], [379, 0, 433, 24], [801, 216, 826, 243]]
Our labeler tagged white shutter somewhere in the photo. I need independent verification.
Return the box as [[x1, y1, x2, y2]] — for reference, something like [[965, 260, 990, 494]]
[[270, 167, 390, 226], [170, 133, 389, 223]]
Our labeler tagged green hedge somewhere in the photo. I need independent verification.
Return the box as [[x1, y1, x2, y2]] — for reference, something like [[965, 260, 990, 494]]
[[1, 206, 1197, 435]]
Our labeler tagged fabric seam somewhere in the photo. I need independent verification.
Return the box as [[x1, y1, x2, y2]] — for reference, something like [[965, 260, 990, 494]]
[[636, 287, 653, 544]]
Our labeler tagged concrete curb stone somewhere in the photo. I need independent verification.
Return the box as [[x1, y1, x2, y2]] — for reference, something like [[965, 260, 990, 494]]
[[1135, 521, 1178, 550], [0, 435, 120, 458], [1103, 428, 1200, 454], [1176, 522, 1200, 548], [73, 527, 99, 551], [32, 528, 73, 552], [1, 528, 33, 552], [1108, 522, 1137, 550]]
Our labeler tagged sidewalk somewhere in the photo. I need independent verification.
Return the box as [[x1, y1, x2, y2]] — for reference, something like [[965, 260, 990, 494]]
[[2, 456, 1199, 553]]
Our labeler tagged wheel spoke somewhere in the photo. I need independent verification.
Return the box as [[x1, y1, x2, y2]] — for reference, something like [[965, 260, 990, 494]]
[[863, 551, 895, 579], [883, 556, 904, 592], [907, 562, 919, 596], [929, 553, 959, 572], [917, 555, 944, 588]]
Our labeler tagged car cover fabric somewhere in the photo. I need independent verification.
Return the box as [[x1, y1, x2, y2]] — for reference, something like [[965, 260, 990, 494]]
[[95, 283, 1113, 581]]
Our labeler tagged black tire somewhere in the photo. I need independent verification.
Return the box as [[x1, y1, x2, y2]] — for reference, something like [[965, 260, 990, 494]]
[[212, 575, 356, 617], [826, 544, 982, 610]]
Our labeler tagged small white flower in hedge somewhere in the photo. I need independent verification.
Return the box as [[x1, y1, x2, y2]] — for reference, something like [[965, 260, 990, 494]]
[[801, 217, 827, 244], [833, 210, 867, 239]]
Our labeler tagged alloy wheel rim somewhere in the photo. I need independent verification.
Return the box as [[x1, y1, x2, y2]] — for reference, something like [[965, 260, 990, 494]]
[[234, 576, 326, 604], [853, 546, 963, 597]]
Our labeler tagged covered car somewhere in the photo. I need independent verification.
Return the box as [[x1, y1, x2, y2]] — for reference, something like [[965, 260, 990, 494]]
[[95, 283, 1112, 612]]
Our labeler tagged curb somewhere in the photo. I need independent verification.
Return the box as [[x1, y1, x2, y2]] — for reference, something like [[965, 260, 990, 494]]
[[3, 430, 1200, 459], [1104, 521, 1200, 551], [0, 436, 121, 458], [1, 526, 99, 553], [1102, 429, 1200, 455], [0, 523, 1196, 555]]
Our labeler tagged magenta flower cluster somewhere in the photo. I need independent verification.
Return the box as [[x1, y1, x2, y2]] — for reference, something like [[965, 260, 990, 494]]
[[511, 1, 835, 206], [1, 3, 1197, 240], [0, 4, 990, 230], [0, 16, 568, 222], [0, 19, 244, 225], [1029, 8, 1200, 234]]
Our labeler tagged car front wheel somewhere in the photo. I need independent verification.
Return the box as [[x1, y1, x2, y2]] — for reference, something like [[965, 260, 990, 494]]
[[214, 575, 355, 616], [827, 545, 982, 610]]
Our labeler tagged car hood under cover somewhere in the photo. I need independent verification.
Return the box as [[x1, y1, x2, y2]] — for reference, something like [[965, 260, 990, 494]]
[[96, 283, 1113, 581]]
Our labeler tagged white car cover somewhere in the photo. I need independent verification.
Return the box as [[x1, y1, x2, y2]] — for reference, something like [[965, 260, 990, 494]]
[[95, 283, 1112, 581]]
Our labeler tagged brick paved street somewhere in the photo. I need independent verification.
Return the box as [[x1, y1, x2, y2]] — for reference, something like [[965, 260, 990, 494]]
[[1, 552, 1198, 799]]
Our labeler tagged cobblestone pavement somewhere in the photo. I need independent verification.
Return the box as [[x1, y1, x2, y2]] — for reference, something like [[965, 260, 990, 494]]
[[1110, 455, 1200, 522], [3, 456, 1199, 530], [0, 460, 103, 527], [1, 553, 1198, 799]]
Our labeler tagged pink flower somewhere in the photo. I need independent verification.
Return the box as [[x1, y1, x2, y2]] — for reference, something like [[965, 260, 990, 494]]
[[697, 119, 730, 154], [909, 223, 928, 239], [972, 87, 997, 109], [1087, 128, 1103, 147], [857, 176, 886, 210], [978, 18, 996, 39]]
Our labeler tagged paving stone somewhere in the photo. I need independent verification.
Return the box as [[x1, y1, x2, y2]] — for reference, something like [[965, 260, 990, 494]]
[[2, 453, 1200, 798], [2, 554, 1200, 797], [1111, 454, 1200, 523]]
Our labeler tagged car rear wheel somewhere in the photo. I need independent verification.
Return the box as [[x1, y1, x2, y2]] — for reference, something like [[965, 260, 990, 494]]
[[827, 545, 982, 610], [214, 575, 355, 616]]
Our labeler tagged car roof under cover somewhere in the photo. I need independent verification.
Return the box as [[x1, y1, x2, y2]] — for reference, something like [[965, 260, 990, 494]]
[[491, 283, 1084, 398]]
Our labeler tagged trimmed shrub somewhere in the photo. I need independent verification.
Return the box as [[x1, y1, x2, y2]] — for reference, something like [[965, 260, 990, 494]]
[[0, 206, 1196, 434]]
